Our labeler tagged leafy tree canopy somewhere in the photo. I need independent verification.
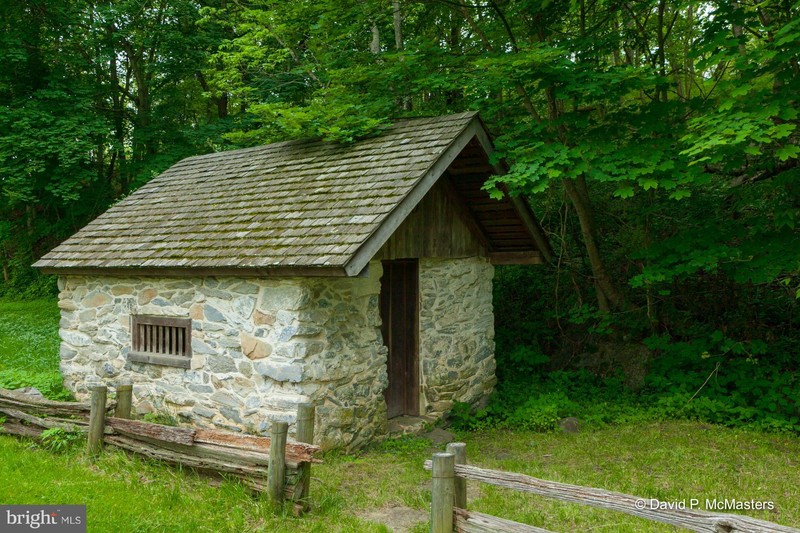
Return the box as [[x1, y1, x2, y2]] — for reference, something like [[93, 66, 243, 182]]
[[0, 2, 798, 413]]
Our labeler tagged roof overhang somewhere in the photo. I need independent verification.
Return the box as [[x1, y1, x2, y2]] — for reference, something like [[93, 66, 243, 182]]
[[343, 115, 552, 276], [342, 119, 491, 276], [37, 265, 354, 278]]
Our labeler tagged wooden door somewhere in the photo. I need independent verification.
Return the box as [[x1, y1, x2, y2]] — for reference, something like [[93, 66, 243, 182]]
[[380, 259, 419, 418]]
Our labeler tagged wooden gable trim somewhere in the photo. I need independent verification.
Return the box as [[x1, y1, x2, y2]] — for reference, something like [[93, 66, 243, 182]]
[[343, 119, 488, 276], [469, 119, 555, 263], [439, 174, 494, 253], [488, 251, 543, 265], [506, 193, 554, 263]]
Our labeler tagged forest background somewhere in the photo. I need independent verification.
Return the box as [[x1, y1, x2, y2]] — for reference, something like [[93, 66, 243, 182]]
[[1, 0, 798, 431]]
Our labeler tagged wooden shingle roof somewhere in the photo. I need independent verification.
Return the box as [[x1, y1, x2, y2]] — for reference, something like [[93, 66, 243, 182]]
[[36, 112, 549, 277]]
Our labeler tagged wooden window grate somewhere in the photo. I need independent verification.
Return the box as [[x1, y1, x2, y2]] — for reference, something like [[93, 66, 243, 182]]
[[131, 316, 192, 359]]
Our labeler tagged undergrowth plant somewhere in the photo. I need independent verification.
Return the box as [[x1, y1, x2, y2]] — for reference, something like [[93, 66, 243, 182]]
[[142, 412, 178, 426], [452, 363, 800, 435], [39, 428, 83, 454]]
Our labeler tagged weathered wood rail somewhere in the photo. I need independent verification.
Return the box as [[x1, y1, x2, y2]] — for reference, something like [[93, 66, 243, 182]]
[[426, 443, 800, 533], [0, 386, 321, 509]]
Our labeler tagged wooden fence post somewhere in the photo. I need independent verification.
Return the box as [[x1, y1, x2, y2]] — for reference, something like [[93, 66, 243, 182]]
[[268, 421, 289, 504], [87, 385, 107, 457], [446, 442, 467, 510], [293, 403, 315, 509], [115, 384, 133, 419], [430, 452, 455, 533]]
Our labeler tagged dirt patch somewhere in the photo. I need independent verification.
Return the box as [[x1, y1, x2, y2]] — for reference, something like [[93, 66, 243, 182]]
[[357, 504, 428, 532]]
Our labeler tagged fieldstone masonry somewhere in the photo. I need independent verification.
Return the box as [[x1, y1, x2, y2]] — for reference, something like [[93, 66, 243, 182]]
[[56, 257, 495, 450], [419, 257, 496, 414]]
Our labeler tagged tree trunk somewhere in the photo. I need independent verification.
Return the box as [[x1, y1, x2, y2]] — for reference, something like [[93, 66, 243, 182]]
[[731, 1, 747, 55], [685, 4, 695, 99], [563, 177, 627, 311], [656, 0, 668, 102], [454, 0, 627, 311], [392, 0, 403, 51], [108, 25, 128, 194], [446, 12, 460, 106], [1, 245, 8, 284], [370, 22, 381, 54], [392, 0, 412, 110]]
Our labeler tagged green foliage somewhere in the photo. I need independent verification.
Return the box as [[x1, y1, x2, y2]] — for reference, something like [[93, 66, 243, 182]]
[[142, 412, 179, 427], [0, 369, 71, 402], [642, 332, 800, 432], [502, 393, 569, 432], [452, 371, 639, 432], [0, 274, 57, 300], [491, 265, 560, 379], [0, 299, 70, 400], [223, 96, 391, 146], [460, 329, 800, 434], [39, 428, 82, 454], [453, 366, 800, 435], [0, 0, 235, 292], [464, 256, 800, 435]]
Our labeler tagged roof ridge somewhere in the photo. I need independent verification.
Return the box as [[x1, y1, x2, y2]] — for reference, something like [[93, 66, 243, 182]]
[[391, 110, 478, 122], [180, 111, 479, 163]]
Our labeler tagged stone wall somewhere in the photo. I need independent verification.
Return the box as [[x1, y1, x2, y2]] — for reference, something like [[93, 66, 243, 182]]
[[418, 257, 496, 416], [56, 256, 496, 449], [57, 262, 387, 450]]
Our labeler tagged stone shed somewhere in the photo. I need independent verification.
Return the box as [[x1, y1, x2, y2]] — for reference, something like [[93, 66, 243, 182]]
[[35, 112, 551, 449]]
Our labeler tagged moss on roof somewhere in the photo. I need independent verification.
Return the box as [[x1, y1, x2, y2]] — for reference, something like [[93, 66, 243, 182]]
[[35, 112, 480, 274]]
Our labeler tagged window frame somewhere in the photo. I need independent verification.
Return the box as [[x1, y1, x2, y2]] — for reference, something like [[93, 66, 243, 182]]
[[127, 315, 193, 369]]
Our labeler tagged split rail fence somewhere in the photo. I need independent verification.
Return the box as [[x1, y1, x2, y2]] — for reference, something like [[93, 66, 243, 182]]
[[426, 443, 800, 533], [0, 386, 321, 509]]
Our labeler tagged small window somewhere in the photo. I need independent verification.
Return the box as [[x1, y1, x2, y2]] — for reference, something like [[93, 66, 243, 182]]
[[128, 316, 192, 369]]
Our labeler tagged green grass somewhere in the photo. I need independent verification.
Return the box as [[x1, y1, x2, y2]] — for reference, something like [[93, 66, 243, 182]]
[[0, 298, 798, 531], [0, 423, 799, 532], [460, 423, 800, 531], [0, 436, 390, 532], [0, 299, 68, 398]]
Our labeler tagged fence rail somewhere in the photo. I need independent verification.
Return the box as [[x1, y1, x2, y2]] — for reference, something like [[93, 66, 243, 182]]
[[0, 386, 321, 510], [426, 444, 800, 533]]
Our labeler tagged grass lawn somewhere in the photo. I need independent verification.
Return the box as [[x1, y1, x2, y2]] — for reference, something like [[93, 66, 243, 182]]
[[0, 298, 66, 398], [1, 423, 799, 532], [1, 299, 799, 532]]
